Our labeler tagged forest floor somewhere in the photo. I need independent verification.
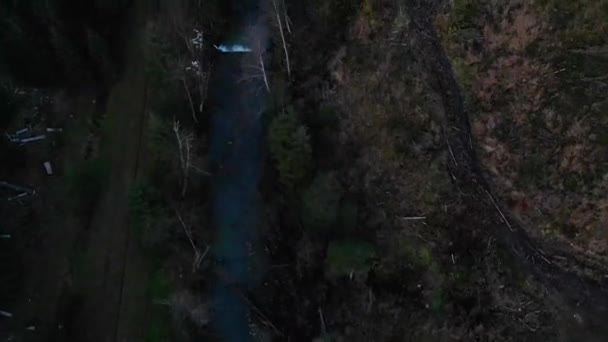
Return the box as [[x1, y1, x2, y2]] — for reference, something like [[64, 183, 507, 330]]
[[1, 0, 152, 341], [69, 0, 151, 341], [254, 0, 608, 340]]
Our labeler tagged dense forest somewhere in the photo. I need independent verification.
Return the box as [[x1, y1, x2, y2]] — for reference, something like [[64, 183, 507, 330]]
[[1, 0, 608, 341]]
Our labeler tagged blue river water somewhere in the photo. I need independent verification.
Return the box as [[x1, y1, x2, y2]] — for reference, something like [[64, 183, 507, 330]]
[[208, 1, 268, 341]]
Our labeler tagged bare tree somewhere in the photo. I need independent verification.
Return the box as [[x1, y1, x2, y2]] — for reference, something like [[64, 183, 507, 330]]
[[180, 64, 200, 124], [168, 290, 210, 329], [160, 1, 211, 123], [175, 208, 209, 273], [181, 28, 211, 123], [173, 119, 194, 197], [239, 24, 271, 94], [239, 39, 271, 93], [271, 0, 291, 77], [281, 0, 292, 35], [169, 117, 208, 198]]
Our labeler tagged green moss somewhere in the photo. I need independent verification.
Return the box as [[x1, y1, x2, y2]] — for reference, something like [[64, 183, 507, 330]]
[[400, 242, 439, 273], [363, 0, 374, 17], [450, 0, 481, 30], [416, 247, 434, 268], [325, 239, 376, 278], [399, 242, 448, 315]]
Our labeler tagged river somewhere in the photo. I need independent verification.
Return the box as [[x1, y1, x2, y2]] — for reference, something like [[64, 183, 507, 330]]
[[208, 0, 269, 341]]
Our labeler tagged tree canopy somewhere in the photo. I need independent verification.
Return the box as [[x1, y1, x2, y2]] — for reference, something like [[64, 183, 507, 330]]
[[268, 109, 313, 189]]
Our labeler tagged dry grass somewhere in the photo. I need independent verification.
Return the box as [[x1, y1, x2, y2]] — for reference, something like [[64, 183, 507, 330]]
[[290, 1, 568, 339], [335, 47, 448, 220], [441, 0, 608, 254]]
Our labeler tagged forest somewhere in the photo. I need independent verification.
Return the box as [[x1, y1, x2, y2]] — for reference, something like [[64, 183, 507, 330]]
[[2, 0, 608, 341]]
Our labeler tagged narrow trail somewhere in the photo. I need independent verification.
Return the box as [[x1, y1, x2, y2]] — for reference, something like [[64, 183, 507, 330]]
[[404, 0, 608, 333], [72, 0, 151, 341]]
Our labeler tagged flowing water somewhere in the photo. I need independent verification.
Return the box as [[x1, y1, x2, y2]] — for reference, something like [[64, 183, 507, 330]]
[[208, 1, 269, 340]]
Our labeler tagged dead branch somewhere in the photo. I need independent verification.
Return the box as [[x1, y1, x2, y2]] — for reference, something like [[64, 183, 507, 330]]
[[169, 290, 210, 328], [0, 181, 35, 194], [569, 46, 608, 58], [173, 119, 194, 197], [319, 308, 327, 336], [215, 269, 283, 336], [182, 78, 199, 123], [239, 39, 270, 93], [367, 289, 375, 314], [271, 0, 291, 77], [175, 208, 208, 272], [399, 216, 426, 221], [173, 25, 209, 123], [281, 0, 292, 35], [236, 285, 282, 336], [175, 208, 197, 251], [444, 130, 458, 167], [199, 62, 212, 113], [258, 48, 271, 93], [485, 189, 514, 232]]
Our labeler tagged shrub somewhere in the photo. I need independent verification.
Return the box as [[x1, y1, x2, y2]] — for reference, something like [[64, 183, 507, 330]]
[[301, 173, 342, 230], [268, 109, 313, 189], [128, 182, 173, 250], [450, 0, 481, 30], [325, 239, 375, 279]]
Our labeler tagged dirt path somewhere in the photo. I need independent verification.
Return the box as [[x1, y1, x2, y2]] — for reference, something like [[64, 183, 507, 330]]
[[71, 0, 151, 341], [1, 2, 150, 336], [404, 0, 608, 335]]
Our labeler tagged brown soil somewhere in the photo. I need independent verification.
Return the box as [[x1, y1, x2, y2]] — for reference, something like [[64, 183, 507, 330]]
[[68, 0, 152, 341]]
